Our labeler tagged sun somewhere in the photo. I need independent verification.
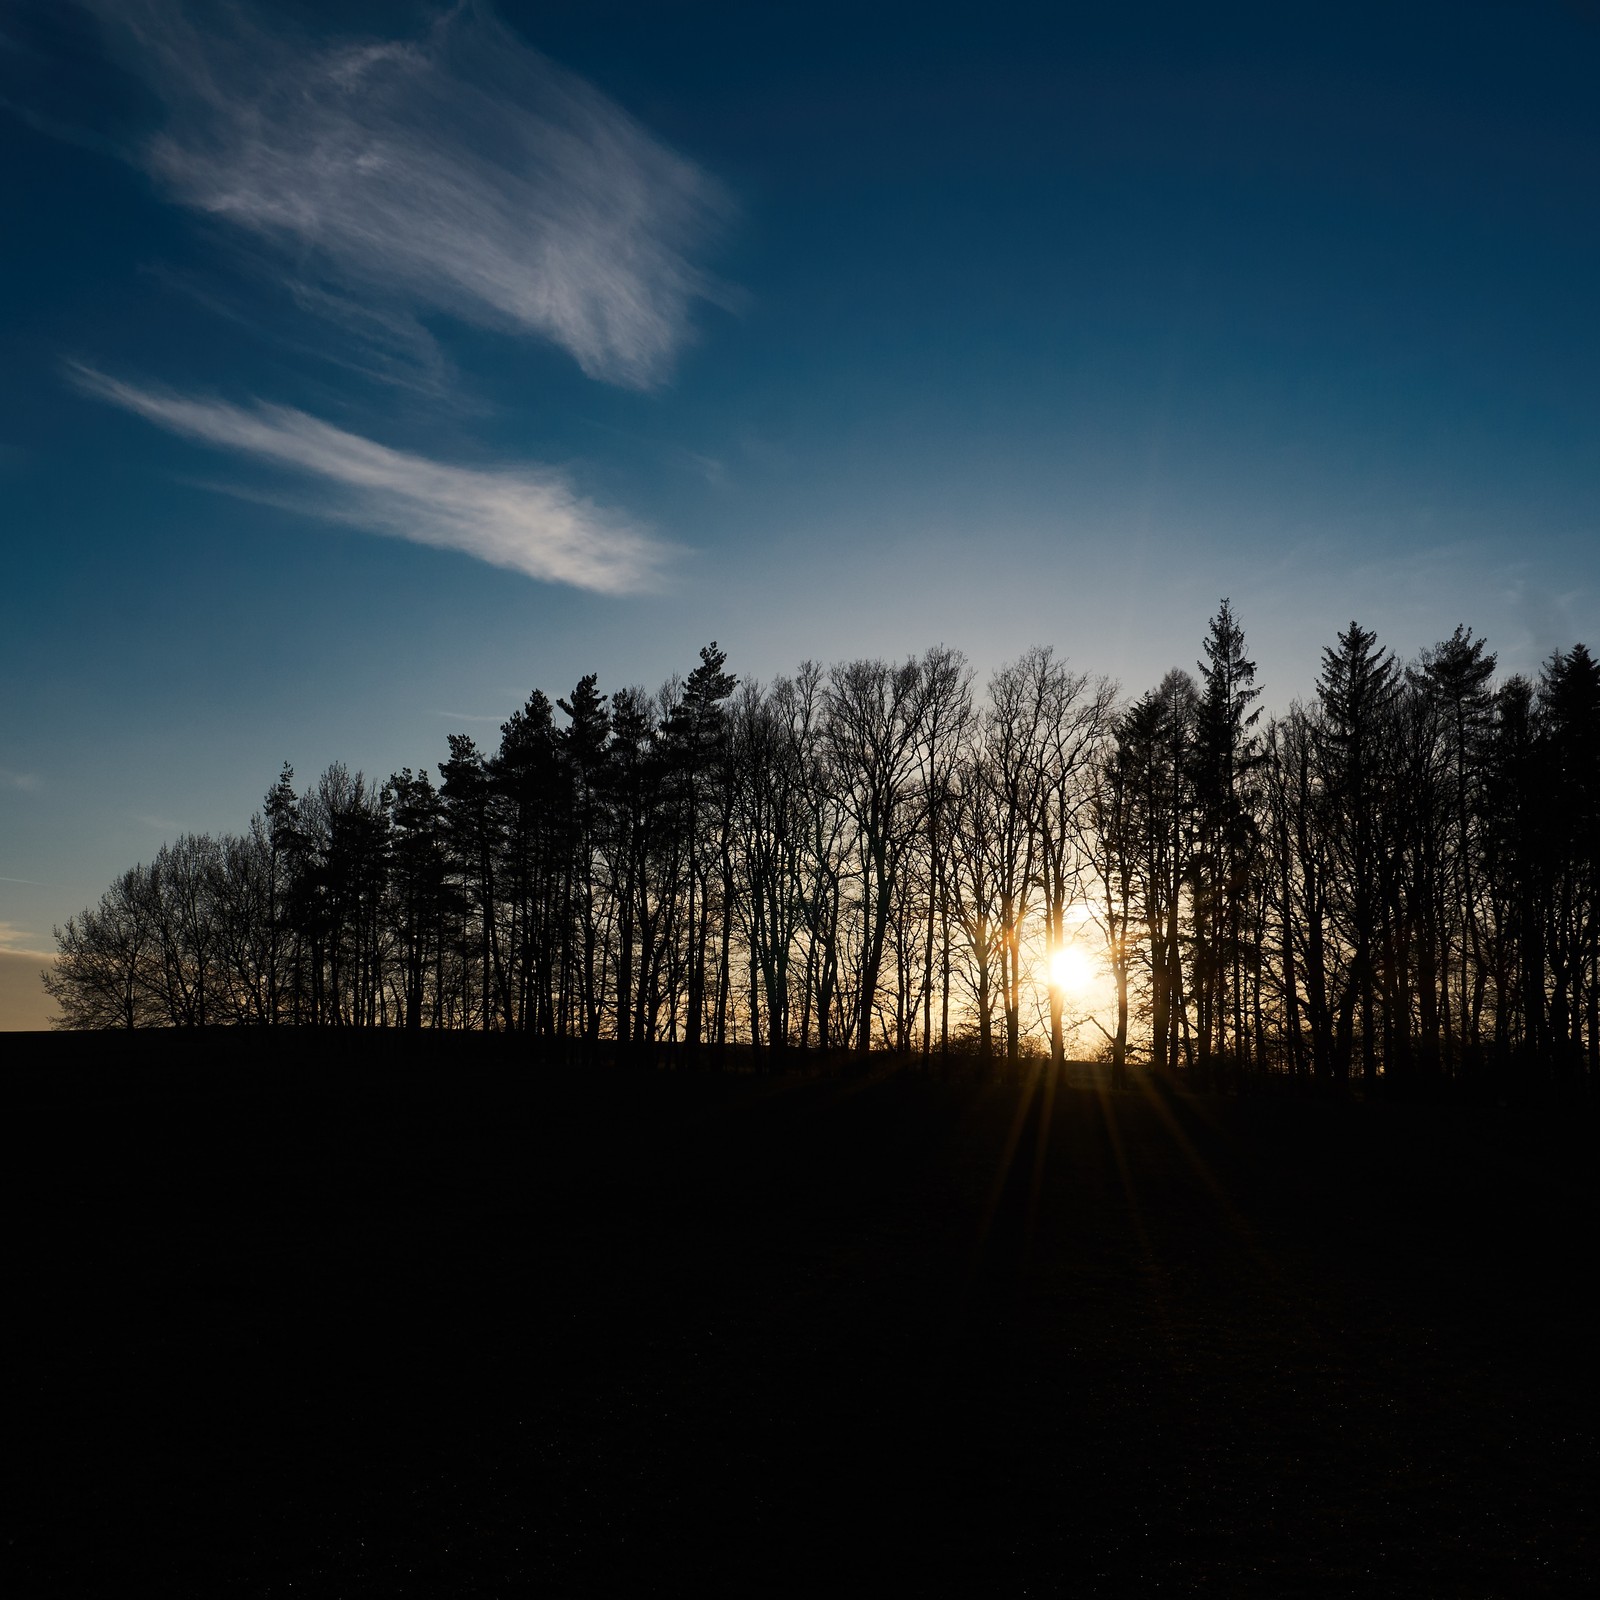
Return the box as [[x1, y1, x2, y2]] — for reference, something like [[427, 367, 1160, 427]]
[[1048, 944, 1095, 994]]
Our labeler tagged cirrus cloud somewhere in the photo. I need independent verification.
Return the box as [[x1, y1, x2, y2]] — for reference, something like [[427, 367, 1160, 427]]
[[90, 0, 730, 389], [0, 920, 50, 956], [73, 365, 670, 593]]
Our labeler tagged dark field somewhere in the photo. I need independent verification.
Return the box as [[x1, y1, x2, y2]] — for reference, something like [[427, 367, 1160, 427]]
[[10, 1036, 1599, 1596]]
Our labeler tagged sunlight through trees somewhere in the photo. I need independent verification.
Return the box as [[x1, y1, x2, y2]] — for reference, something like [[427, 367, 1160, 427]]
[[46, 617, 1600, 1088]]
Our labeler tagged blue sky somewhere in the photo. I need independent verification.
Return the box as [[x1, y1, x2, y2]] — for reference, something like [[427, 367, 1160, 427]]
[[2, 0, 1598, 976]]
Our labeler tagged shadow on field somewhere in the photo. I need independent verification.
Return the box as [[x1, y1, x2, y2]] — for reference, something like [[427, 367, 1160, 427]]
[[9, 1032, 1598, 1595]]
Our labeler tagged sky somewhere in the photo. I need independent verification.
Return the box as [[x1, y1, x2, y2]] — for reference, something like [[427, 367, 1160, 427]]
[[2, 0, 1598, 1016]]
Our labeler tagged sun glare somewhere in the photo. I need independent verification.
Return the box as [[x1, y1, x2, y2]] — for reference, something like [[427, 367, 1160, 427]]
[[1048, 944, 1095, 994]]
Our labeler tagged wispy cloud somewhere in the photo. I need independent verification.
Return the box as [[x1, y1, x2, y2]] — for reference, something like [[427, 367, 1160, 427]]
[[73, 366, 668, 591], [0, 768, 40, 792], [92, 0, 729, 388], [0, 919, 50, 956]]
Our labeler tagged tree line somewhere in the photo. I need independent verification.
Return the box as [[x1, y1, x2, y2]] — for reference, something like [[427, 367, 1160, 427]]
[[46, 610, 1600, 1091]]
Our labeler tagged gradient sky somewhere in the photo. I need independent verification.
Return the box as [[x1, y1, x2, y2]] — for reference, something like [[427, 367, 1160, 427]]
[[2, 0, 1598, 999]]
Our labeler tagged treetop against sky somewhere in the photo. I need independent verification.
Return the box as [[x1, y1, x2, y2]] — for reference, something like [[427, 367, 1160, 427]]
[[38, 630, 1600, 1082], [1, 1, 1597, 992]]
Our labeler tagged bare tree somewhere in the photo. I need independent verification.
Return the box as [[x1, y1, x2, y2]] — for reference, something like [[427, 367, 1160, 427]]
[[1026, 651, 1116, 1069], [823, 657, 930, 1050]]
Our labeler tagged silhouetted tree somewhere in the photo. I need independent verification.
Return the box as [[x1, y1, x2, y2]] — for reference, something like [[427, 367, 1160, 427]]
[[1193, 599, 1263, 1086], [1317, 622, 1402, 1082], [823, 656, 929, 1052], [47, 621, 1598, 1096]]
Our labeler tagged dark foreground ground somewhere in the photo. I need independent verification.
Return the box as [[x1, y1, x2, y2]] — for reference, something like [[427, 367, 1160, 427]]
[[9, 1034, 1599, 1596]]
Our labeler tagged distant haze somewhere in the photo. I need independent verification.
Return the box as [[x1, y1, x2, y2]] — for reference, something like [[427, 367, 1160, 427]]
[[0, 952, 57, 1032]]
